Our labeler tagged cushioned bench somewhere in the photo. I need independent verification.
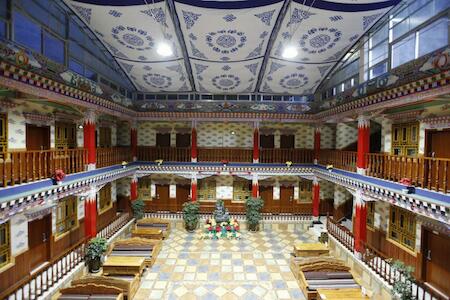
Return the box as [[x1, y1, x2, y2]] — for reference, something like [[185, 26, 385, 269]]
[[107, 237, 162, 267], [131, 228, 163, 240], [58, 283, 123, 300], [135, 218, 171, 238], [71, 275, 140, 300]]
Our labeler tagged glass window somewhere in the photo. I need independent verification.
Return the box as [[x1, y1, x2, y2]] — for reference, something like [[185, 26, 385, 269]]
[[410, 1, 434, 28], [369, 40, 388, 67], [0, 1, 7, 19], [392, 18, 410, 40], [389, 206, 416, 251], [56, 196, 77, 236], [43, 32, 64, 64], [69, 59, 84, 75], [370, 62, 387, 79], [0, 221, 10, 268], [13, 10, 41, 52], [418, 18, 448, 57], [85, 68, 97, 81], [392, 33, 416, 68], [0, 20, 6, 38], [370, 24, 388, 47]]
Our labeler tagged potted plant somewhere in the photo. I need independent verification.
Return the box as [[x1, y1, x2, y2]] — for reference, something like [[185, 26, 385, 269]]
[[399, 178, 415, 194], [85, 237, 107, 273], [131, 198, 145, 220], [390, 260, 415, 300], [52, 169, 66, 185], [182, 201, 200, 232], [246, 197, 264, 231]]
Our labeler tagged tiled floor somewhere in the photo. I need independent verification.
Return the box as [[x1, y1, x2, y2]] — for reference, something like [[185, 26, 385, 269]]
[[134, 222, 318, 300]]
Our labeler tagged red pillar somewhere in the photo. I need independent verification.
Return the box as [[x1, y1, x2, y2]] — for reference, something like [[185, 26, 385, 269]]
[[83, 111, 96, 170], [312, 178, 320, 219], [84, 188, 97, 238], [252, 174, 259, 197], [314, 126, 321, 164], [190, 175, 197, 201], [131, 122, 138, 161], [353, 190, 367, 253], [253, 124, 259, 163], [130, 175, 138, 201], [357, 115, 370, 175], [191, 122, 197, 162]]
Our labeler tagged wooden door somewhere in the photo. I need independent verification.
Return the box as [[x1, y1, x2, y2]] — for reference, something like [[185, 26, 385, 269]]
[[425, 129, 450, 192], [28, 214, 51, 270], [280, 135, 295, 149], [176, 134, 191, 148], [176, 185, 190, 211], [280, 186, 294, 213], [260, 186, 273, 213], [156, 133, 171, 147], [26, 124, 50, 150], [155, 185, 170, 211], [260, 135, 274, 148], [423, 229, 450, 296]]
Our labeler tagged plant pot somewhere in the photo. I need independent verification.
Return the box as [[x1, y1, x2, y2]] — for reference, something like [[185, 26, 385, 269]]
[[88, 257, 101, 273], [402, 186, 415, 194], [248, 223, 259, 232], [185, 222, 198, 232], [51, 178, 62, 185]]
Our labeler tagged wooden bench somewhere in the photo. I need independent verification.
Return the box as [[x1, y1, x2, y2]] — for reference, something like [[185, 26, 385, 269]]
[[107, 237, 162, 267], [290, 257, 360, 300], [102, 256, 146, 277], [71, 275, 139, 300], [135, 218, 171, 238], [317, 288, 370, 300], [131, 228, 163, 240], [293, 242, 329, 257], [58, 283, 123, 300]]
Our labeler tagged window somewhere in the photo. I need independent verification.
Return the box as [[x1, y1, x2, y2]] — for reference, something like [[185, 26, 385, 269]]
[[260, 134, 274, 148], [391, 122, 419, 156], [55, 122, 76, 149], [0, 20, 6, 38], [56, 196, 77, 236], [280, 135, 295, 149], [69, 59, 84, 75], [13, 10, 41, 52], [198, 178, 216, 201], [418, 18, 448, 57], [0, 113, 7, 157], [156, 133, 171, 147], [233, 180, 251, 201], [298, 180, 312, 202], [389, 206, 416, 251], [391, 33, 416, 68], [98, 183, 112, 214], [176, 133, 191, 148], [85, 68, 97, 81], [43, 32, 64, 64], [99, 127, 112, 148], [0, 222, 10, 268], [366, 202, 375, 229]]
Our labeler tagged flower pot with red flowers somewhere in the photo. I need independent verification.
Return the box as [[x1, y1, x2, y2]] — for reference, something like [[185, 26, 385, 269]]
[[399, 178, 415, 194], [52, 169, 66, 185], [221, 160, 229, 167]]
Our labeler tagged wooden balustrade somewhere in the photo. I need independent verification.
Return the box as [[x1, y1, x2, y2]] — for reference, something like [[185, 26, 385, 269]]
[[327, 216, 445, 300], [96, 147, 132, 168], [366, 153, 450, 194], [197, 147, 253, 163], [0, 148, 87, 187], [319, 150, 357, 171], [137, 146, 191, 162], [260, 148, 314, 164], [2, 212, 131, 300]]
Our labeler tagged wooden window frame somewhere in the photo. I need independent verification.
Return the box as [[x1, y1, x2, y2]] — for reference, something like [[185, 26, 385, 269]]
[[0, 113, 7, 158], [388, 205, 416, 252], [55, 196, 78, 237], [366, 202, 375, 230], [391, 122, 419, 157], [0, 221, 10, 269], [233, 179, 251, 202], [98, 183, 112, 214], [198, 178, 216, 201]]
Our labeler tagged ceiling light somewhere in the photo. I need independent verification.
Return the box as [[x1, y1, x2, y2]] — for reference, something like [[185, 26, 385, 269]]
[[78, 125, 83, 129], [231, 131, 236, 135], [157, 42, 173, 57], [282, 45, 298, 59]]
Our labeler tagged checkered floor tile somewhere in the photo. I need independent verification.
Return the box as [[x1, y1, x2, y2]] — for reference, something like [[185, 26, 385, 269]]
[[134, 221, 317, 300]]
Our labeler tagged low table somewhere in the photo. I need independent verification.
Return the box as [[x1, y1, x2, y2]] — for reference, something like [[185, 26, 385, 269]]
[[293, 242, 329, 257], [131, 228, 163, 240], [102, 256, 145, 276], [317, 288, 369, 300]]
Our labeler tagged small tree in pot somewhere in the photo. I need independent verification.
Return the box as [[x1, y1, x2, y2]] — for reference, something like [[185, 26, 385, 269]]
[[182, 200, 200, 232], [390, 260, 415, 300], [246, 197, 264, 231], [85, 237, 108, 273], [131, 198, 145, 220]]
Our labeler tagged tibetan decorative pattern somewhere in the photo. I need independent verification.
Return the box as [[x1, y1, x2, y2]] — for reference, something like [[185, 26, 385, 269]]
[[143, 73, 172, 89], [299, 27, 342, 54], [280, 73, 309, 90], [206, 30, 247, 55], [212, 74, 241, 91], [111, 26, 154, 50]]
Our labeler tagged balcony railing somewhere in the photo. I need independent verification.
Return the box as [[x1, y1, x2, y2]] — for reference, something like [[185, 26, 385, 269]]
[[320, 149, 357, 171], [96, 147, 133, 168], [0, 148, 87, 187], [327, 217, 445, 300], [198, 147, 253, 162], [260, 148, 314, 164], [137, 146, 191, 162]]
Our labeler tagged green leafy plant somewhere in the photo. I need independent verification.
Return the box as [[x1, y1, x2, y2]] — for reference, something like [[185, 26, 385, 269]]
[[131, 198, 145, 220], [85, 237, 107, 273], [182, 201, 200, 232], [390, 260, 416, 300], [246, 197, 264, 231]]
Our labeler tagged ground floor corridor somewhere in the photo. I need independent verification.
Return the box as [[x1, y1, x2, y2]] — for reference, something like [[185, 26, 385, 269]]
[[133, 222, 316, 300]]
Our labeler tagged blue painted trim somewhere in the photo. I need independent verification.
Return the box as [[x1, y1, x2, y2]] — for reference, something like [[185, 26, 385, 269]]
[[189, 57, 264, 64], [292, 0, 401, 12], [115, 57, 185, 64], [255, 0, 290, 93]]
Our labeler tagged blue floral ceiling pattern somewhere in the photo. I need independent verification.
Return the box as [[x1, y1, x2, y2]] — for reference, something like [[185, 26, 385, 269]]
[[65, 0, 399, 96]]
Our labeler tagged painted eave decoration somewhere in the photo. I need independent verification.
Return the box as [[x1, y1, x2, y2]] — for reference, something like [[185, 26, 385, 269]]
[[64, 0, 400, 97]]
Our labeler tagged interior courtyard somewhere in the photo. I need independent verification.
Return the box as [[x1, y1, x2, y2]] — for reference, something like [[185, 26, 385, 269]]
[[0, 0, 449, 299]]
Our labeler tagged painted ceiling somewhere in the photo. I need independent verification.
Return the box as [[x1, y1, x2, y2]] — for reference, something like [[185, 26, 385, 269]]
[[64, 0, 399, 97]]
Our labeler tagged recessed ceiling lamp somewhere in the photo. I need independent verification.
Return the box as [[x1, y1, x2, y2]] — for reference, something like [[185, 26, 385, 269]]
[[230, 131, 236, 135], [157, 42, 173, 57], [282, 45, 298, 59]]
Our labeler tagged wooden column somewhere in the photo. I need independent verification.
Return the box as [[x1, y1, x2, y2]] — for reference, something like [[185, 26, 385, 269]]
[[130, 174, 138, 201], [83, 110, 96, 170], [357, 115, 370, 175], [190, 174, 197, 201], [253, 122, 259, 163], [312, 178, 320, 219], [130, 121, 138, 161], [314, 125, 321, 164], [84, 187, 97, 238], [353, 190, 367, 253], [252, 173, 259, 197], [191, 121, 197, 162]]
